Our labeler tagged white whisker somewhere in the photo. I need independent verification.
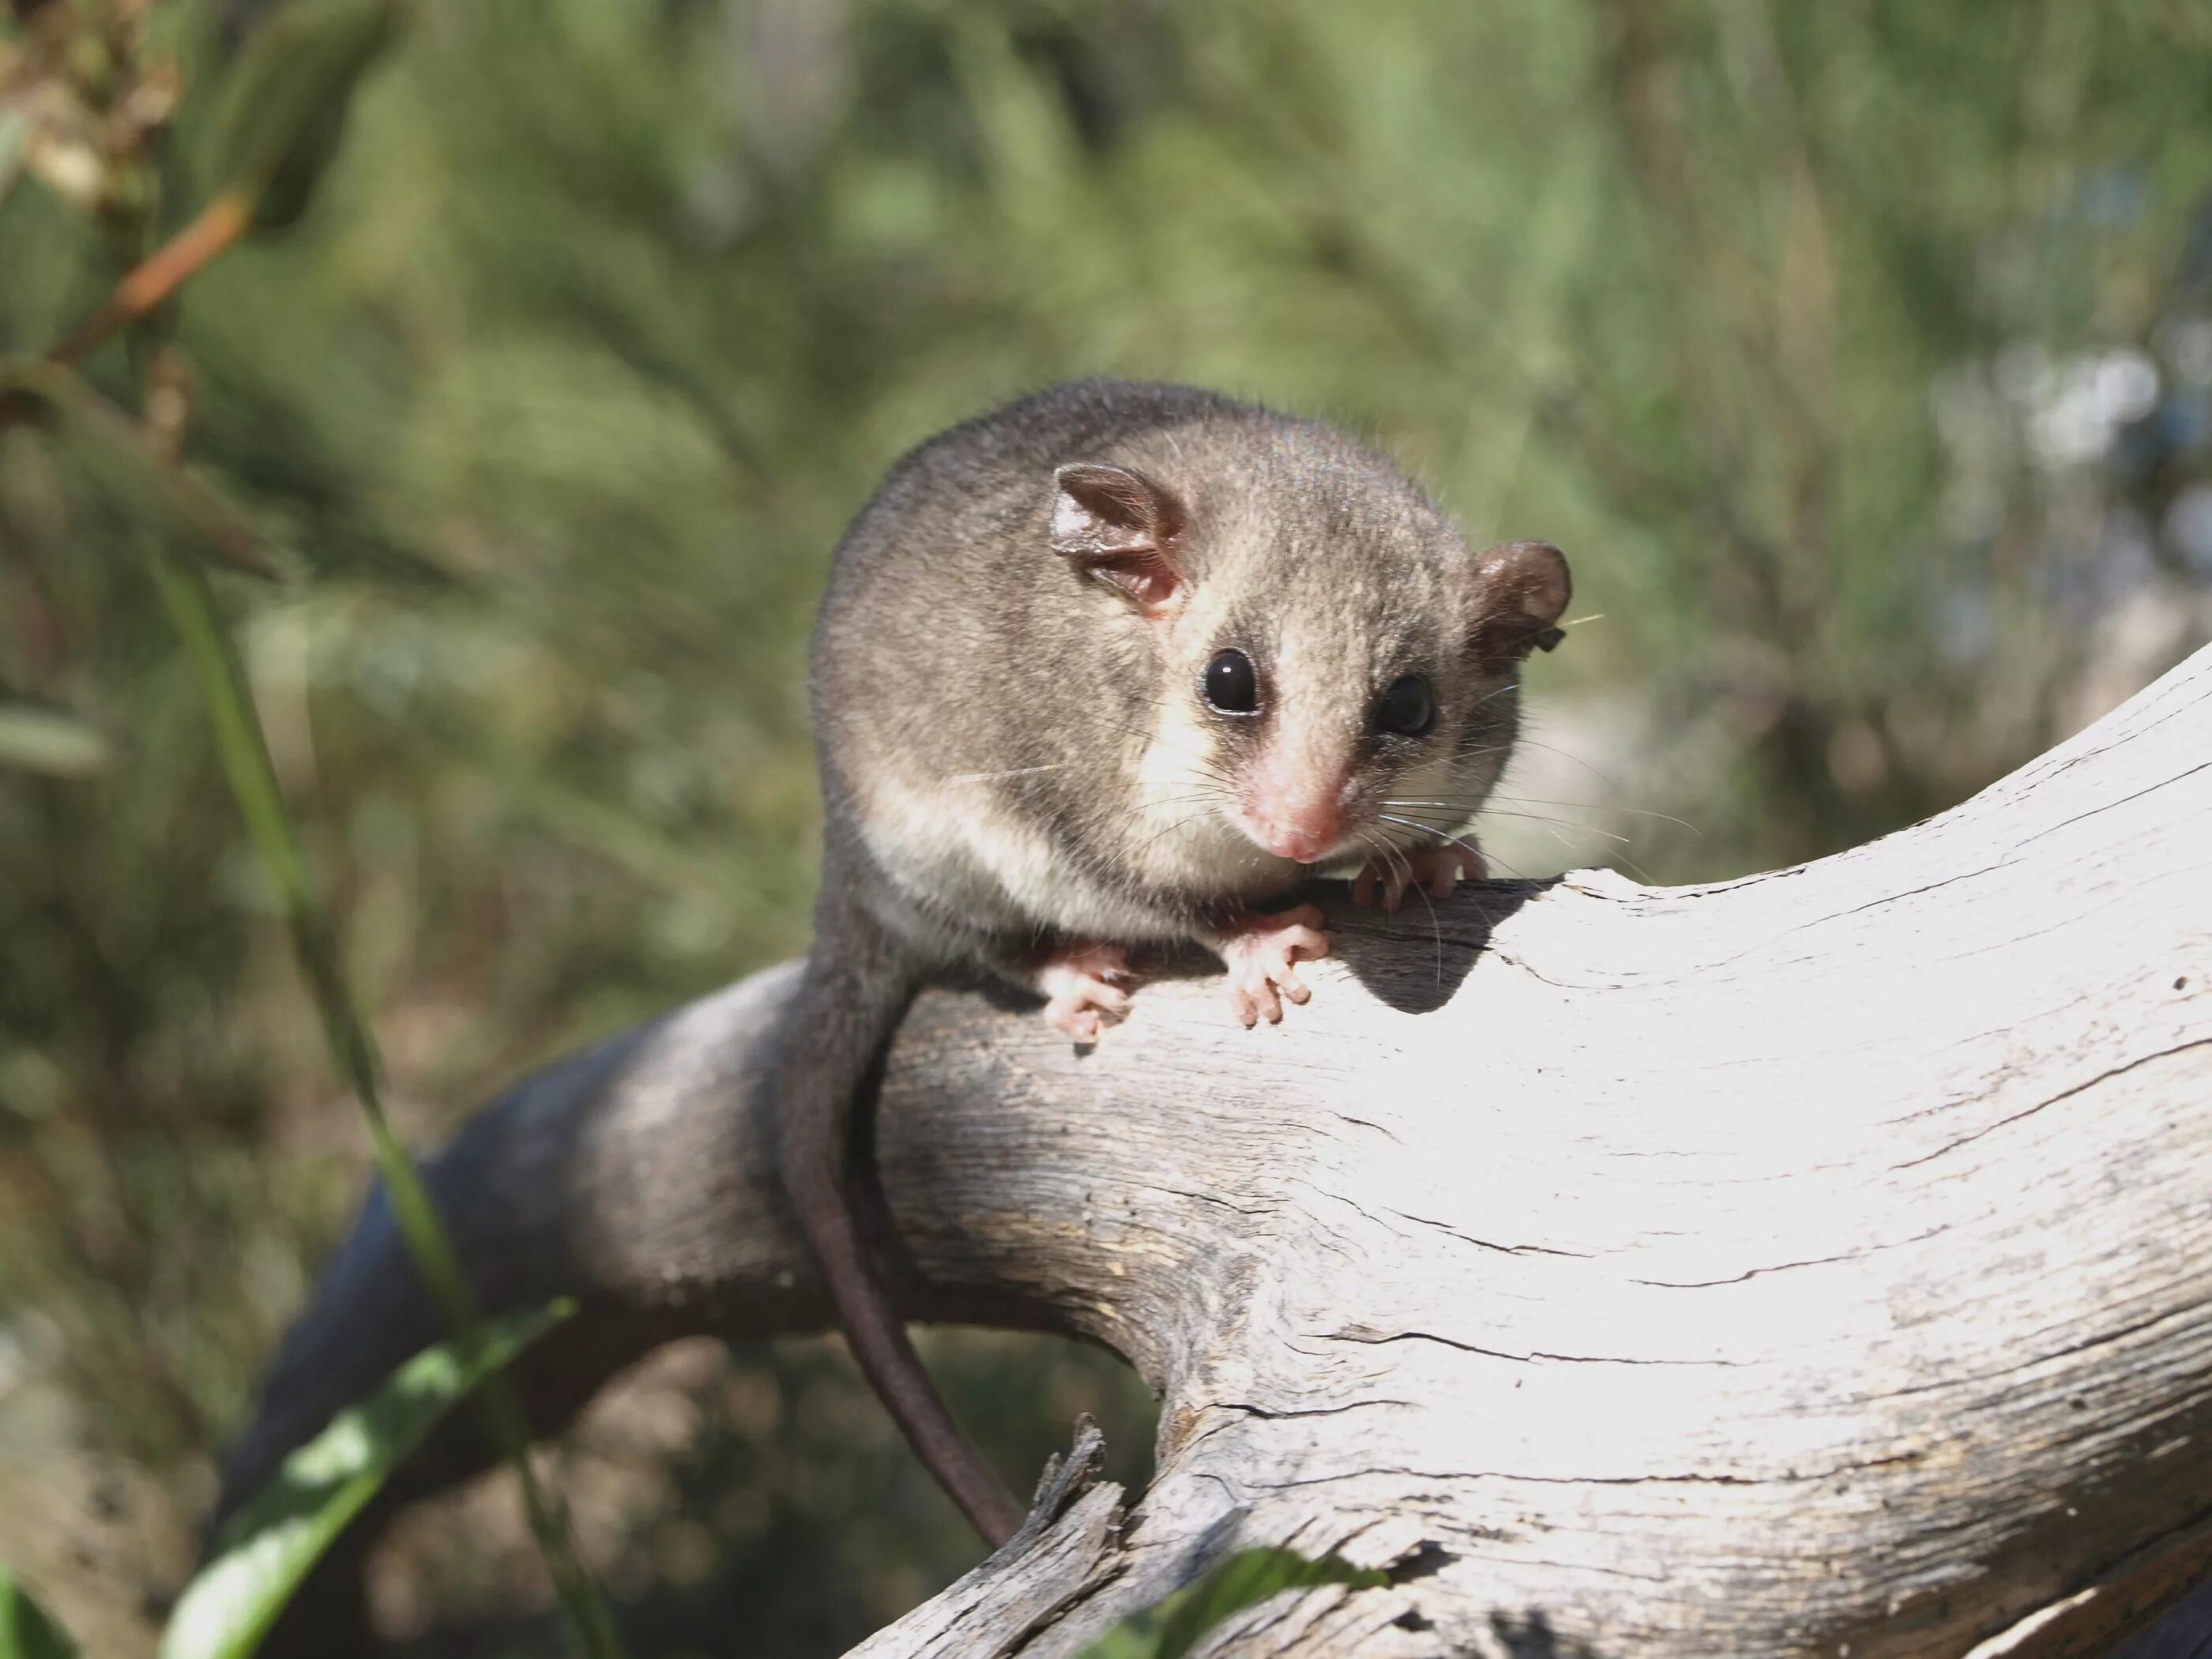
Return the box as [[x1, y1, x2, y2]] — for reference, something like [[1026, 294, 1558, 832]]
[[946, 764, 1072, 784]]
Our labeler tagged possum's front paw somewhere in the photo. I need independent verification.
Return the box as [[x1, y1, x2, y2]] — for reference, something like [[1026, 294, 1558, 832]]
[[1217, 904, 1330, 1027], [1351, 842, 1484, 912], [1036, 942, 1138, 1043]]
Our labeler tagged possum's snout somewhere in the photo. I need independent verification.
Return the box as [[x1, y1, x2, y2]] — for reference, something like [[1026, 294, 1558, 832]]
[[1239, 740, 1354, 863]]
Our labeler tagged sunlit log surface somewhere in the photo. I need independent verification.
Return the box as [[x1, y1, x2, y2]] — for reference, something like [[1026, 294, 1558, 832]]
[[222, 645, 2212, 1659]]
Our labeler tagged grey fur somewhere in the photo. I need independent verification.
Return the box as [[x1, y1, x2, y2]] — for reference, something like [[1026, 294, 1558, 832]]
[[782, 379, 1569, 1545], [814, 378, 1567, 968]]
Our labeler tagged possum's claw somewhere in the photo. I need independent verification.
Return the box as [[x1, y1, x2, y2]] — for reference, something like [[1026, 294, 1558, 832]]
[[1037, 942, 1137, 1044], [1217, 904, 1330, 1027], [1352, 843, 1484, 912]]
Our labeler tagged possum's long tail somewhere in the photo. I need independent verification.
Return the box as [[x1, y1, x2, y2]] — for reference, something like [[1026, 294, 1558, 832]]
[[771, 882, 1025, 1547]]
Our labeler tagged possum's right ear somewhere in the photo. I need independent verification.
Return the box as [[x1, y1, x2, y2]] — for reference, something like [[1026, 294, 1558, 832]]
[[1050, 462, 1187, 616], [1469, 539, 1572, 669]]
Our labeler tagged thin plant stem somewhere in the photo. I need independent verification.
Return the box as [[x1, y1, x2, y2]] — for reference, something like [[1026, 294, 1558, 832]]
[[55, 194, 257, 370], [143, 545, 628, 1659], [0, 194, 257, 438]]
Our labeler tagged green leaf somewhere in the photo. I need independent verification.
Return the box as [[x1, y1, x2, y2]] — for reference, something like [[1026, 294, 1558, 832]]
[[1078, 1548, 1390, 1659], [0, 704, 111, 778], [156, 1300, 573, 1659], [0, 1566, 79, 1659], [2, 362, 276, 577], [145, 550, 626, 1657], [212, 0, 407, 228]]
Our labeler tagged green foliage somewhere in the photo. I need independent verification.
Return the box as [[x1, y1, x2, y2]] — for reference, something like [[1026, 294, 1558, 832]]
[[209, 0, 407, 228], [2, 1, 2208, 1653], [0, 110, 28, 207], [160, 1300, 570, 1659], [2, 363, 275, 576], [11, 2, 618, 1651], [1078, 1548, 1388, 1659], [148, 542, 623, 1655], [0, 1568, 77, 1659]]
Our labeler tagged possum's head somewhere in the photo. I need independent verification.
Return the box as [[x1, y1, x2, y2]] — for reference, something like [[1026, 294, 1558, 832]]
[[1048, 423, 1570, 894]]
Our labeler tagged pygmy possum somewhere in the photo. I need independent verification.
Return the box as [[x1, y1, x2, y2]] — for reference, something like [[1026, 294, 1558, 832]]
[[769, 379, 1571, 1543]]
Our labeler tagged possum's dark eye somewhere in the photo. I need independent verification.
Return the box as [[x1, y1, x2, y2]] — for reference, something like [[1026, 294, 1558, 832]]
[[1377, 675, 1436, 737], [1202, 649, 1259, 715]]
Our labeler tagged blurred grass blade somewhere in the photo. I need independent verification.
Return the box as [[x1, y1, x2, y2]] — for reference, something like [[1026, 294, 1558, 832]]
[[213, 0, 407, 228], [1078, 1548, 1389, 1659], [0, 108, 27, 210], [0, 704, 111, 778], [158, 1300, 573, 1659], [2, 363, 275, 577], [0, 1566, 78, 1659], [145, 547, 627, 1659]]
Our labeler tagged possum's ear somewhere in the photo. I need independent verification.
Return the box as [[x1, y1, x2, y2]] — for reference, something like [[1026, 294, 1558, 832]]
[[1051, 462, 1187, 615], [1469, 540, 1572, 668]]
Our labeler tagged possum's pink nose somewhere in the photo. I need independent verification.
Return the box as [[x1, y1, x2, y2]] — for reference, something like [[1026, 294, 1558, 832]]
[[1245, 797, 1345, 863]]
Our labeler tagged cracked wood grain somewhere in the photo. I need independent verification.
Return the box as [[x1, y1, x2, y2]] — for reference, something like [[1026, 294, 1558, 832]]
[[220, 645, 2212, 1658]]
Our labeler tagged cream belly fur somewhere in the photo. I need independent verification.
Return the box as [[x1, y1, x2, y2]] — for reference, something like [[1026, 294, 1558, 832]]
[[859, 768, 1206, 948]]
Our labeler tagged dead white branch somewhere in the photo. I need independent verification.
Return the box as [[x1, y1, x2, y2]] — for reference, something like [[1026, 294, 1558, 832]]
[[223, 645, 2212, 1659]]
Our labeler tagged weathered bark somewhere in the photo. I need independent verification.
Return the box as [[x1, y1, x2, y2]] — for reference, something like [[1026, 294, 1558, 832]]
[[222, 645, 2212, 1658]]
